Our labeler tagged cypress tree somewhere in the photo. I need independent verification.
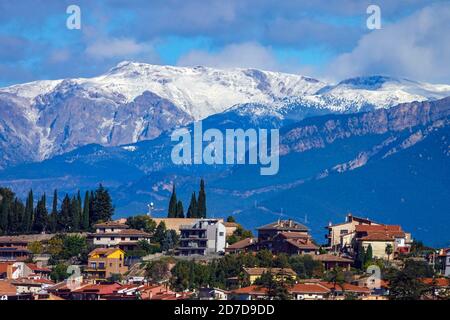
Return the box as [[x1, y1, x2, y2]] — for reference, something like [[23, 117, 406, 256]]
[[59, 194, 71, 231], [92, 184, 114, 223], [70, 196, 80, 231], [33, 194, 48, 233], [82, 191, 90, 230], [365, 244, 373, 264], [89, 190, 96, 225], [168, 185, 177, 218], [176, 200, 184, 218], [24, 190, 34, 232], [197, 179, 206, 218], [355, 243, 366, 269], [77, 191, 83, 227], [0, 199, 8, 234], [187, 192, 198, 218], [49, 190, 58, 233]]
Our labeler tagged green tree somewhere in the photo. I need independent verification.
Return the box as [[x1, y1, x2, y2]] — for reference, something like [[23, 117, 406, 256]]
[[187, 192, 198, 218], [162, 230, 179, 252], [167, 185, 177, 218], [92, 184, 114, 223], [152, 222, 167, 244], [226, 216, 236, 223], [82, 191, 90, 230], [355, 242, 366, 269], [197, 179, 206, 218], [24, 189, 34, 232], [126, 215, 156, 233], [0, 199, 9, 234], [385, 243, 393, 262], [176, 200, 184, 218], [256, 249, 273, 267], [50, 263, 70, 282], [365, 244, 373, 264], [28, 241, 43, 254], [49, 190, 58, 233], [59, 194, 71, 231], [145, 260, 170, 283], [389, 269, 426, 300], [33, 194, 48, 233]]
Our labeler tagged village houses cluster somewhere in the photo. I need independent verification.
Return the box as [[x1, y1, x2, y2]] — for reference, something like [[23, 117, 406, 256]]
[[1, 213, 449, 300]]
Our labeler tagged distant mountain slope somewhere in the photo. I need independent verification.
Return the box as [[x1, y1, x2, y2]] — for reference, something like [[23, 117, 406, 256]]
[[1, 62, 450, 169], [0, 97, 449, 245]]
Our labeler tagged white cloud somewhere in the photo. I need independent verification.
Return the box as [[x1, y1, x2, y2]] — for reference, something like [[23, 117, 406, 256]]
[[177, 42, 284, 71], [328, 3, 450, 83], [85, 38, 158, 61]]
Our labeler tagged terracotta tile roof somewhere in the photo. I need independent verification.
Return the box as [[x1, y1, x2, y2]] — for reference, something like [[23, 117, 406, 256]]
[[0, 280, 16, 295], [312, 254, 354, 263], [26, 263, 51, 273], [278, 232, 310, 239], [319, 282, 371, 293], [257, 220, 308, 232], [12, 278, 55, 286], [420, 278, 450, 287], [232, 285, 268, 295], [72, 282, 123, 295], [226, 238, 255, 250], [88, 247, 123, 257], [359, 233, 397, 241], [243, 267, 297, 277], [285, 239, 319, 250], [355, 225, 402, 233], [289, 283, 330, 294]]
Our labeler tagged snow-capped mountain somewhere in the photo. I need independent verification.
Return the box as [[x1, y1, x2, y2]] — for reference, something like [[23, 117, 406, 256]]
[[1, 62, 450, 169]]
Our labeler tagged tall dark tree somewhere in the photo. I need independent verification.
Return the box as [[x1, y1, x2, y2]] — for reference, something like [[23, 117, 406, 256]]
[[59, 194, 72, 231], [176, 200, 184, 218], [77, 191, 83, 228], [82, 191, 90, 230], [11, 198, 24, 233], [49, 190, 58, 233], [197, 179, 206, 218], [187, 192, 198, 218], [0, 198, 9, 234], [24, 190, 34, 232], [70, 196, 80, 231], [89, 190, 96, 225], [33, 194, 48, 233], [92, 184, 114, 223], [167, 185, 178, 218], [355, 242, 366, 269]]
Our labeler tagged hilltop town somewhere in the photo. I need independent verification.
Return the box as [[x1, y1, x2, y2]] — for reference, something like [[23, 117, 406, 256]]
[[0, 184, 449, 301]]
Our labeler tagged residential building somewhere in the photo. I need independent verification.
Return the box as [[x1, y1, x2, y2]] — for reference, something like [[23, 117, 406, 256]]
[[445, 250, 450, 277], [325, 214, 376, 251], [230, 285, 268, 300], [11, 277, 55, 294], [312, 254, 353, 271], [257, 219, 309, 242], [0, 238, 31, 262], [243, 267, 297, 284], [178, 219, 226, 256], [225, 238, 256, 254], [318, 282, 371, 299], [198, 287, 229, 300], [71, 282, 123, 300], [354, 225, 411, 259], [290, 283, 330, 300], [261, 232, 318, 255], [89, 222, 151, 251], [85, 248, 128, 281]]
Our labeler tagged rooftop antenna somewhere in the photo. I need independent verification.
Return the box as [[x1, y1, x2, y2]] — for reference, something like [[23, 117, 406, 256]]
[[147, 202, 154, 217]]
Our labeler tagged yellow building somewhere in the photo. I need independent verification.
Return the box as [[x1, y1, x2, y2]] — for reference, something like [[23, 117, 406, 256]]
[[85, 248, 128, 281], [243, 267, 297, 284]]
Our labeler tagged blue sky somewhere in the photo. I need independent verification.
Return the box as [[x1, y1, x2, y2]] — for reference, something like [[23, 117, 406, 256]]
[[0, 0, 449, 86]]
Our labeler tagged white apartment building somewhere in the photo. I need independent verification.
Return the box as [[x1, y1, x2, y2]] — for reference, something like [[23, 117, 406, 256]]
[[178, 219, 226, 256]]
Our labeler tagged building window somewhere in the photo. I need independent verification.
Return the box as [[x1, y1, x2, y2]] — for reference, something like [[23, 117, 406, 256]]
[[109, 263, 112, 267], [99, 263, 105, 269], [130, 237, 138, 241], [219, 232, 224, 236], [110, 237, 115, 241], [121, 237, 126, 241], [90, 262, 96, 269]]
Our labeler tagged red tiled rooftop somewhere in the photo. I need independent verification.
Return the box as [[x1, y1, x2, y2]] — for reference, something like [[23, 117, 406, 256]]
[[226, 238, 255, 250], [289, 283, 330, 294], [232, 285, 268, 295], [420, 278, 450, 287], [319, 282, 371, 293]]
